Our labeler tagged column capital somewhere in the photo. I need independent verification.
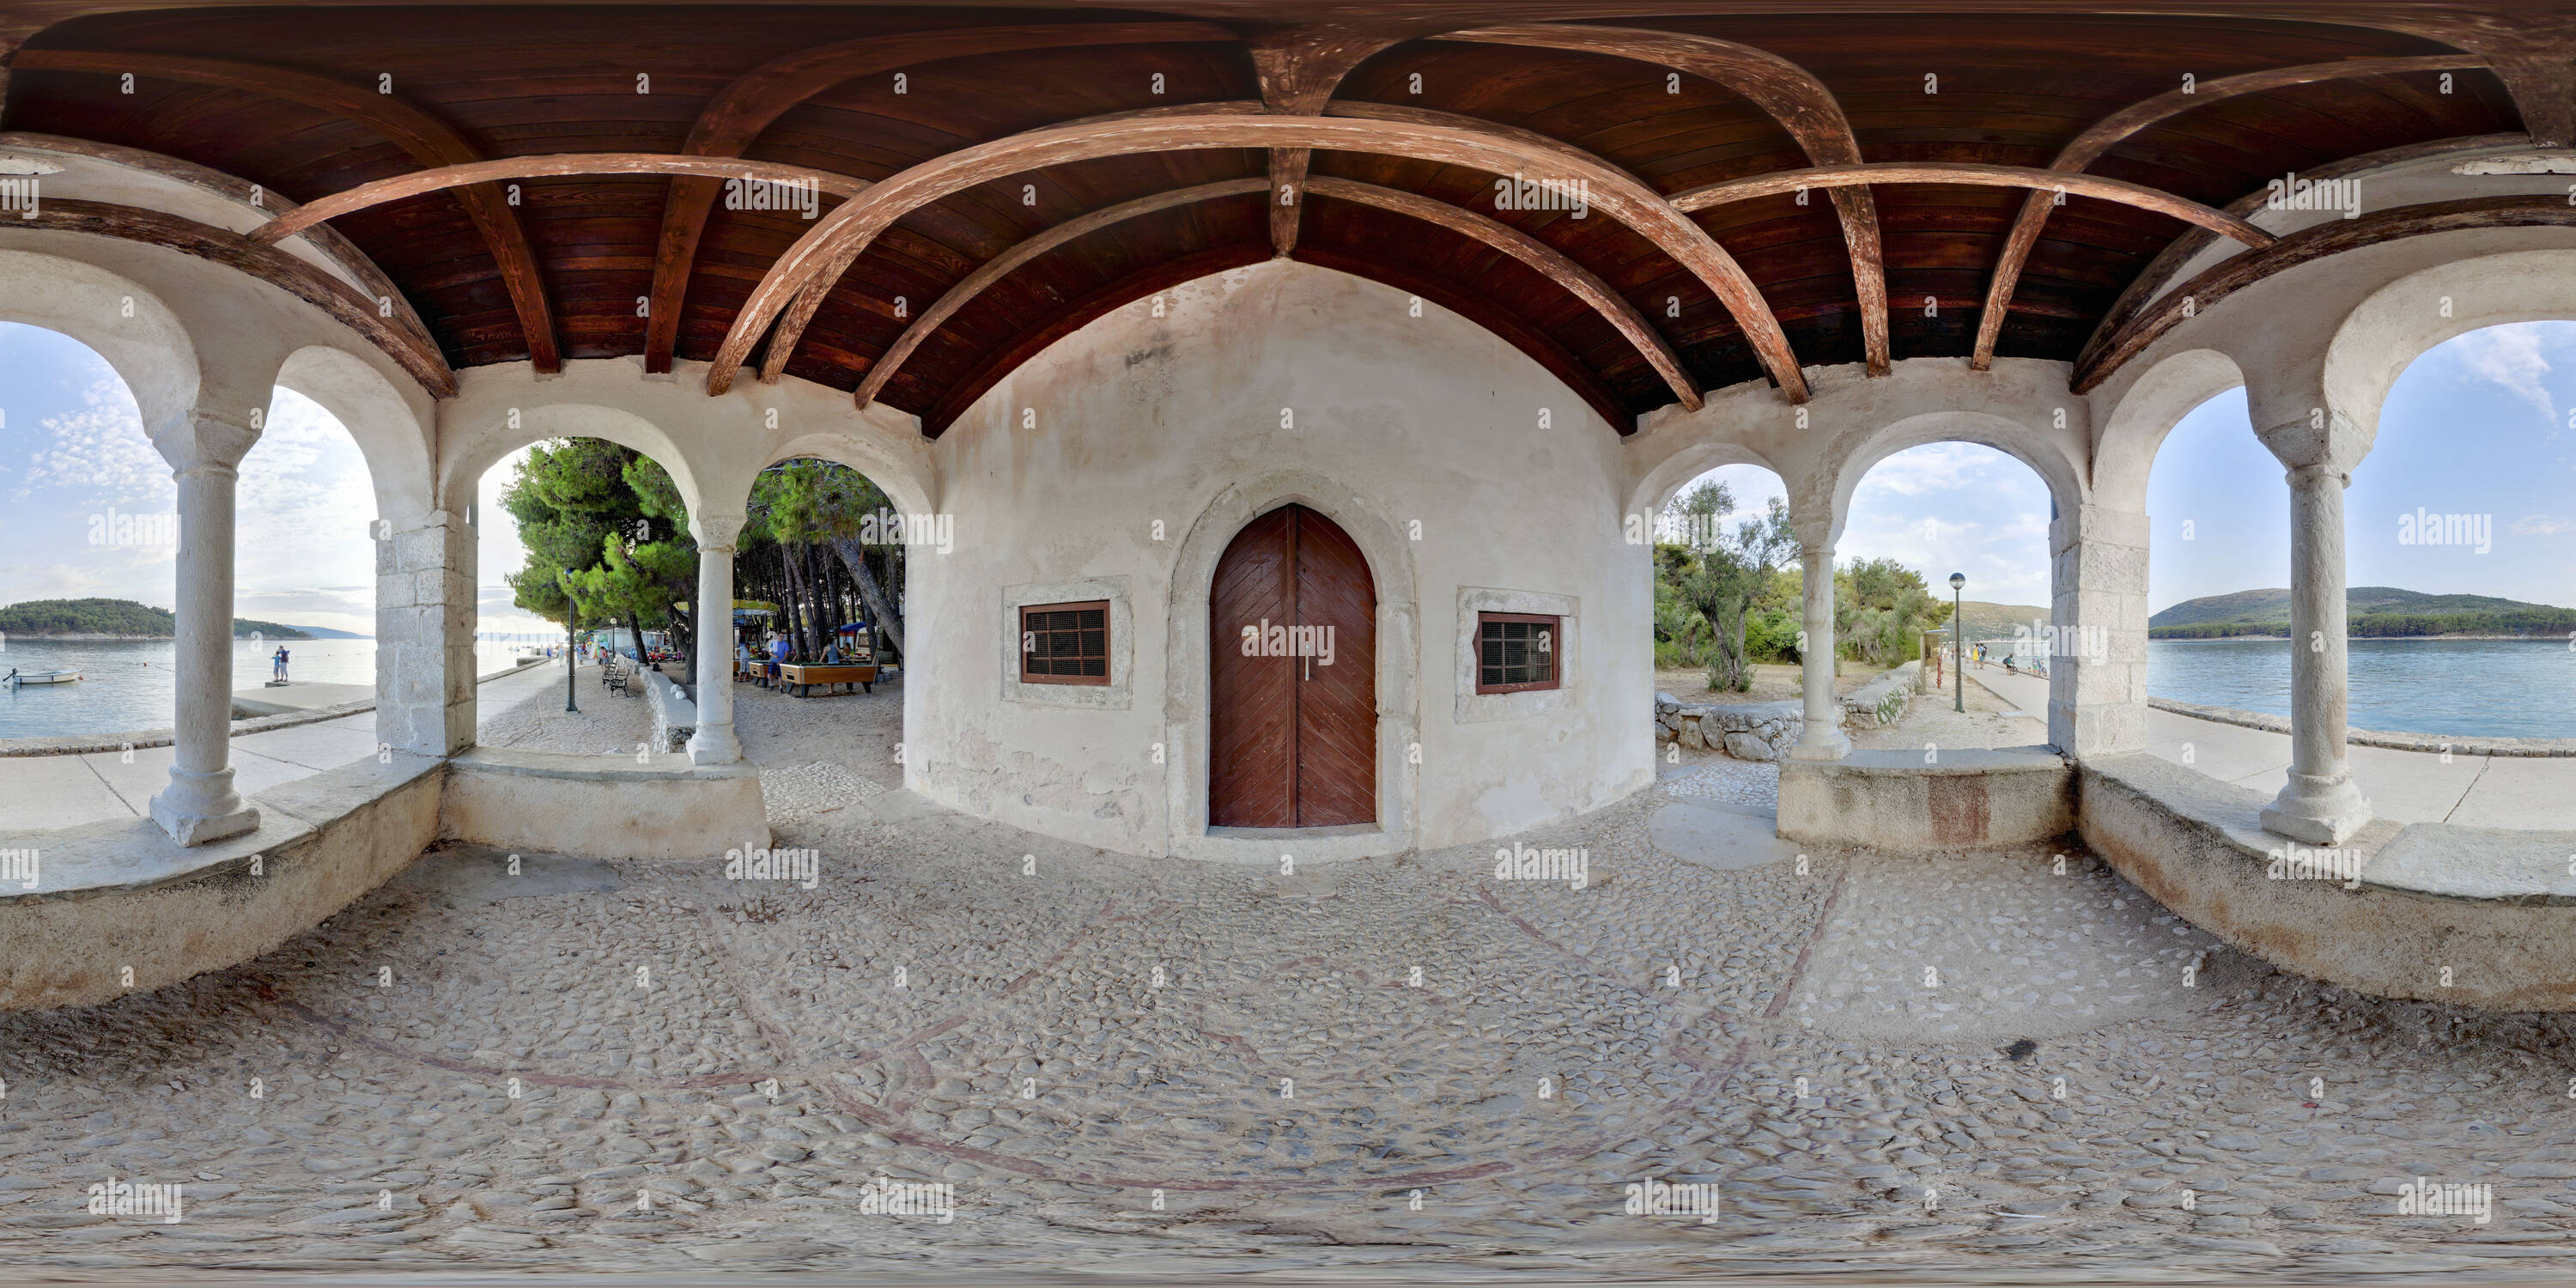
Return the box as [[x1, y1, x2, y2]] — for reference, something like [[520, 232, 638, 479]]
[[150, 408, 262, 475], [690, 513, 746, 551]]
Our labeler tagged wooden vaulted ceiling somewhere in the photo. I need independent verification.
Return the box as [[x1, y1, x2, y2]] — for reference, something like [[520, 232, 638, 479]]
[[0, 5, 2544, 434]]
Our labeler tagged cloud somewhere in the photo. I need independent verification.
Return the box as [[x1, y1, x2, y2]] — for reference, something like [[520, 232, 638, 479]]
[[2446, 323, 2558, 427], [15, 379, 167, 505], [2512, 513, 2575, 537]]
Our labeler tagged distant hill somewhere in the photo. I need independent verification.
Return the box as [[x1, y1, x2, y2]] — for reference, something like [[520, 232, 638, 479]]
[[0, 598, 313, 639], [1947, 600, 2053, 648], [2151, 586, 2576, 638]]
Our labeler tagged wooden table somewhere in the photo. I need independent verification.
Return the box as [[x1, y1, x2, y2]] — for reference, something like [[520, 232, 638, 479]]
[[778, 663, 878, 696]]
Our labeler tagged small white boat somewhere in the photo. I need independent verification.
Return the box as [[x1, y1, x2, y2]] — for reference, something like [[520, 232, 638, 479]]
[[4, 668, 80, 686]]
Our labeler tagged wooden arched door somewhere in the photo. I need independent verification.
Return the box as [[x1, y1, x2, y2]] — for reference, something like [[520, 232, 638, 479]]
[[1209, 504, 1376, 828]]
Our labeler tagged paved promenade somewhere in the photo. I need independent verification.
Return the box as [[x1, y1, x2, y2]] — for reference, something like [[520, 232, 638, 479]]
[[6, 659, 572, 831], [1970, 667, 2575, 829]]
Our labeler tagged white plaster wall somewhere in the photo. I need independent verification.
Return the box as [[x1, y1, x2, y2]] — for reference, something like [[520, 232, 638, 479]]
[[910, 260, 1652, 859]]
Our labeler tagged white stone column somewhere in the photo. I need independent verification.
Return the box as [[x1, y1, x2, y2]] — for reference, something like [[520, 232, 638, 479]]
[[376, 508, 477, 756], [148, 410, 262, 845], [2048, 503, 2150, 758], [1790, 540, 1850, 760], [2260, 463, 2372, 842], [687, 514, 744, 765]]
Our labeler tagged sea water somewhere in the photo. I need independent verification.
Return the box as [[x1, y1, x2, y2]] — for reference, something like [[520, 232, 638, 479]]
[[2148, 636, 2576, 740]]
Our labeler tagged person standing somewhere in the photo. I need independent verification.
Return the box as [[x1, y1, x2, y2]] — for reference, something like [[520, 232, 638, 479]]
[[273, 645, 289, 682]]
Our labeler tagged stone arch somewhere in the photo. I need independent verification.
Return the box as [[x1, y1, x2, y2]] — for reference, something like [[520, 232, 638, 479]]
[[2325, 247, 2576, 442], [761, 432, 936, 521], [1627, 436, 1789, 523], [0, 247, 198, 439], [2091, 347, 2249, 511], [1162, 467, 1420, 860], [1826, 410, 2086, 547], [439, 401, 705, 523], [274, 344, 436, 527]]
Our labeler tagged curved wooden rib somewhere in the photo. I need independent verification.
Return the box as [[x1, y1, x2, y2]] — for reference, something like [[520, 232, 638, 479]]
[[0, 131, 438, 352], [2079, 132, 2530, 369], [1670, 162, 2275, 246], [713, 112, 1809, 402], [21, 198, 455, 396], [15, 50, 562, 373], [854, 174, 1703, 413], [1972, 54, 2483, 371], [641, 21, 1238, 372], [2073, 195, 2576, 393], [854, 179, 1267, 408], [1439, 23, 1890, 375], [1304, 177, 1701, 410], [249, 155, 869, 244]]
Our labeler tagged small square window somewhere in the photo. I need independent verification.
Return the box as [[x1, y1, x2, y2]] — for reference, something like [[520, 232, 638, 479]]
[[1476, 612, 1559, 694], [1019, 600, 1109, 685]]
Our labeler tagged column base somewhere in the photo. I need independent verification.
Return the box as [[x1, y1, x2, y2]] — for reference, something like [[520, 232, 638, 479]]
[[1789, 726, 1851, 762], [149, 795, 260, 847], [687, 724, 744, 766], [2260, 771, 2372, 845]]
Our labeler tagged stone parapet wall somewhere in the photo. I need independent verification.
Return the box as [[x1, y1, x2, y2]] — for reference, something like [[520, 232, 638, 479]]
[[644, 669, 696, 753], [1653, 659, 1920, 762]]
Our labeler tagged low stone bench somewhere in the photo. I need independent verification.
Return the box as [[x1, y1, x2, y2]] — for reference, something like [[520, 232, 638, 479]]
[[2080, 752, 2576, 1012], [1778, 745, 2076, 851], [644, 668, 696, 753], [0, 745, 769, 1012]]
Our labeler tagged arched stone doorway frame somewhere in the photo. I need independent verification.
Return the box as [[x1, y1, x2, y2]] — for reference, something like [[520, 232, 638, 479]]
[[1163, 469, 1419, 863]]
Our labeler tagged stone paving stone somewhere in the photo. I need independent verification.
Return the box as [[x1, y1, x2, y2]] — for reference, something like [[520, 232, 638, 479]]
[[0, 676, 2567, 1275]]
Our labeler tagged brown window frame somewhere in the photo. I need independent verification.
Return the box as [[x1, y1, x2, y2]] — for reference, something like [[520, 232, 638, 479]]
[[1474, 611, 1561, 695], [1018, 600, 1112, 686]]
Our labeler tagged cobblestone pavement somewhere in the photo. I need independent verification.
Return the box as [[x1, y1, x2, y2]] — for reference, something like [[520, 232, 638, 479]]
[[2, 681, 2574, 1280]]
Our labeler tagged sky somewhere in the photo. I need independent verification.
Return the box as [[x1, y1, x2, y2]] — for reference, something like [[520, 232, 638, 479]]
[[1682, 320, 2576, 615], [5, 318, 2574, 634]]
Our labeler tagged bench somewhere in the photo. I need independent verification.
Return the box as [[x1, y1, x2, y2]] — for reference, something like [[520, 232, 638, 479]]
[[778, 663, 878, 696]]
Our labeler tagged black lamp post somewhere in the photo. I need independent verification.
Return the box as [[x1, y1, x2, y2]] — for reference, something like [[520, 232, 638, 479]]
[[562, 568, 580, 714], [1948, 572, 1967, 714]]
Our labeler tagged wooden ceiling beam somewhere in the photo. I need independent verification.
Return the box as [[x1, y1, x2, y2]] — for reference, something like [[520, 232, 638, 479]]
[[2079, 132, 2530, 366], [1670, 161, 2275, 247], [13, 197, 455, 396], [1245, 23, 1419, 257], [1970, 53, 2483, 371], [13, 49, 562, 373], [710, 112, 1809, 402], [640, 21, 1240, 374], [854, 173, 1701, 414], [1303, 176, 1700, 410], [855, 178, 1267, 409], [2074, 194, 2576, 393], [1437, 23, 1889, 376], [247, 154, 869, 244]]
